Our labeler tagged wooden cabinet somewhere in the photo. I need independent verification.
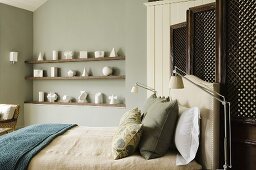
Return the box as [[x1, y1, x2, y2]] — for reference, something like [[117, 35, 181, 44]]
[[145, 0, 215, 97]]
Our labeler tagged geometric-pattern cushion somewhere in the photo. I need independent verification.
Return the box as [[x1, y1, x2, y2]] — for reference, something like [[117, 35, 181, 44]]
[[119, 108, 141, 127], [112, 108, 143, 159], [112, 123, 142, 160]]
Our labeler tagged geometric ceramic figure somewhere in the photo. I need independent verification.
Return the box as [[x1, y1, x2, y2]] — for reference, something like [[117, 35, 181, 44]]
[[51, 67, 58, 77], [109, 95, 119, 104], [95, 51, 105, 58], [64, 51, 74, 59], [47, 92, 58, 102], [38, 52, 44, 61], [95, 92, 103, 104], [102, 66, 113, 76], [78, 91, 88, 103], [109, 48, 117, 57], [62, 95, 73, 103], [38, 91, 44, 102], [82, 68, 89, 77], [79, 51, 88, 59], [34, 69, 44, 77], [67, 70, 76, 77], [52, 50, 58, 60]]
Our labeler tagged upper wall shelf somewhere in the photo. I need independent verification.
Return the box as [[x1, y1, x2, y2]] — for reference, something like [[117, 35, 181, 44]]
[[25, 75, 125, 80], [24, 56, 125, 64]]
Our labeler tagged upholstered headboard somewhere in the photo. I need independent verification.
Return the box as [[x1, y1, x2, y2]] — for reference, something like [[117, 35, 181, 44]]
[[171, 75, 220, 170]]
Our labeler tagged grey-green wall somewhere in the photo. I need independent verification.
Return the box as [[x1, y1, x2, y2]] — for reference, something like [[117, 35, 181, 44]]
[[27, 0, 147, 126], [0, 3, 33, 128]]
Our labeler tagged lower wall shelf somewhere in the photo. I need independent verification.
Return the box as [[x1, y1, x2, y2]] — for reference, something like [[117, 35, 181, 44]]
[[25, 101, 126, 108]]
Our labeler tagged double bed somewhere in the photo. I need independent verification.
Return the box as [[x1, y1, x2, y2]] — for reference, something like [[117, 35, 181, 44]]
[[0, 75, 220, 170]]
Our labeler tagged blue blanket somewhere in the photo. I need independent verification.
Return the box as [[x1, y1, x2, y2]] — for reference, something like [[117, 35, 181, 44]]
[[0, 124, 77, 170]]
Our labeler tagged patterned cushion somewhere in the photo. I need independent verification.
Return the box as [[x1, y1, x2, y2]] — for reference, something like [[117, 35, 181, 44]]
[[119, 108, 141, 126], [112, 123, 143, 160], [112, 108, 143, 159]]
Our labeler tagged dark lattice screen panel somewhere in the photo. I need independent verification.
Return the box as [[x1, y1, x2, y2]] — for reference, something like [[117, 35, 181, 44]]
[[188, 4, 217, 83], [170, 23, 187, 75], [226, 0, 256, 120]]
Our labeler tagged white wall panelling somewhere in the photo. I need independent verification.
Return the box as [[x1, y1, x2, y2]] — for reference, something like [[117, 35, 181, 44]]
[[145, 0, 215, 97]]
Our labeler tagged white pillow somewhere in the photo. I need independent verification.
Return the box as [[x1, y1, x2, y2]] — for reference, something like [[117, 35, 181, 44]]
[[175, 107, 200, 165], [0, 105, 16, 120]]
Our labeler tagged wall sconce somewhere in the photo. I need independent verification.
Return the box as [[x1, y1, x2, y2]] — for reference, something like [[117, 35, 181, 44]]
[[10, 52, 18, 64]]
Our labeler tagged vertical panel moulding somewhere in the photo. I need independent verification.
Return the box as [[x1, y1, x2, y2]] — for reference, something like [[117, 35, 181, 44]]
[[154, 5, 163, 96], [171, 1, 198, 26], [194, 0, 204, 6], [162, 3, 171, 96], [202, 0, 215, 5], [147, 6, 155, 97]]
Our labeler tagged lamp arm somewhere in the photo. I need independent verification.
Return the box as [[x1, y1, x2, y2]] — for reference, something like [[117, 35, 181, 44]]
[[228, 102, 232, 168], [174, 66, 226, 101], [174, 71, 224, 103], [136, 82, 157, 94]]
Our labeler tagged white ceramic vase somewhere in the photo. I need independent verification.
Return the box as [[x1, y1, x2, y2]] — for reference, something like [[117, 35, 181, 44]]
[[95, 93, 103, 104]]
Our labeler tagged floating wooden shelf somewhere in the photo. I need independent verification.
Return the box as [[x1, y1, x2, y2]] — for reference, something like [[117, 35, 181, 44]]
[[25, 75, 125, 80], [25, 101, 126, 108], [25, 56, 125, 64]]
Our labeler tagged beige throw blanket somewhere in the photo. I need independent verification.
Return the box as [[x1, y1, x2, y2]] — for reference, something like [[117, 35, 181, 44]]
[[29, 127, 201, 170]]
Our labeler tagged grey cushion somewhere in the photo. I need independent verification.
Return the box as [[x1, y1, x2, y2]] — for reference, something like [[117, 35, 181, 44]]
[[139, 100, 179, 159], [141, 94, 167, 118]]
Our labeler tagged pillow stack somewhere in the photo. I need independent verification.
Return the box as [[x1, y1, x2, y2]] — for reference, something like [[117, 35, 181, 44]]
[[112, 108, 143, 160], [139, 94, 179, 159]]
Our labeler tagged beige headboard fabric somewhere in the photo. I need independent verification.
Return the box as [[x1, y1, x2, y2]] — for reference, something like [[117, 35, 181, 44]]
[[171, 75, 220, 170]]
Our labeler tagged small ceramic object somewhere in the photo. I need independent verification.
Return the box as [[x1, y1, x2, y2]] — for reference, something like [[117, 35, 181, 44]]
[[95, 92, 103, 104], [67, 70, 76, 77], [62, 95, 73, 103], [102, 66, 113, 76], [82, 68, 88, 77], [47, 92, 58, 102], [51, 67, 58, 77], [64, 51, 74, 59], [38, 52, 44, 61], [39, 91, 44, 102], [95, 51, 104, 58], [79, 51, 88, 58], [34, 69, 43, 77], [78, 91, 88, 103], [109, 48, 117, 57], [52, 50, 58, 60], [109, 95, 119, 104]]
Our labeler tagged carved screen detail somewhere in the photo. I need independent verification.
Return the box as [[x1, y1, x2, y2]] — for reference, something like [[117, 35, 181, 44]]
[[226, 0, 256, 119], [188, 3, 217, 83], [170, 23, 187, 75]]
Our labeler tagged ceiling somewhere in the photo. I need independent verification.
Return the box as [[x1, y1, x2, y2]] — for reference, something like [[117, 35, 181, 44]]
[[0, 0, 48, 11]]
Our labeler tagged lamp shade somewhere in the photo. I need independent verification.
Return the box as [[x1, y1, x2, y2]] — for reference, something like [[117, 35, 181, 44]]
[[131, 85, 138, 93], [169, 76, 184, 89]]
